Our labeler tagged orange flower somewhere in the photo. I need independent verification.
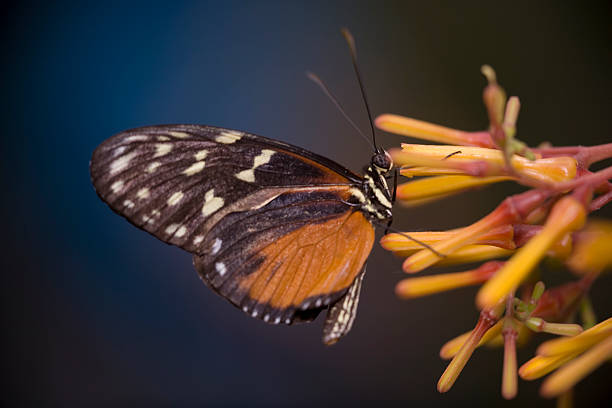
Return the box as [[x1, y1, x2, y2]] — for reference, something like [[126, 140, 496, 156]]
[[375, 114, 494, 147], [375, 63, 612, 403], [477, 196, 587, 309], [520, 317, 612, 398]]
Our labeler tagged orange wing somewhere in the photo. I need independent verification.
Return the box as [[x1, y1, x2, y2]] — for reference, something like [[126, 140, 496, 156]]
[[193, 208, 374, 325]]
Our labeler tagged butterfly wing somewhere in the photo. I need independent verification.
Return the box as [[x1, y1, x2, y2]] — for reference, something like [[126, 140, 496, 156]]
[[322, 265, 366, 345], [90, 125, 374, 325], [193, 207, 373, 325]]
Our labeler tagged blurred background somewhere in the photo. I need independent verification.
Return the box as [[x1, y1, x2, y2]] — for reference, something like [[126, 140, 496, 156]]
[[3, 1, 611, 406]]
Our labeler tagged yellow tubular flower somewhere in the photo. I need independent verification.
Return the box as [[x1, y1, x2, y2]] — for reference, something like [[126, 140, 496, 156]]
[[434, 246, 513, 266], [395, 272, 483, 298], [476, 196, 587, 310], [403, 224, 509, 273], [403, 189, 551, 273], [396, 175, 512, 206], [393, 245, 513, 265], [381, 225, 514, 252], [540, 334, 612, 398], [537, 317, 612, 357], [438, 303, 505, 392], [518, 156, 577, 184], [519, 352, 581, 380], [392, 144, 576, 184], [375, 114, 494, 147], [566, 219, 612, 275], [399, 166, 464, 177], [395, 261, 501, 299]]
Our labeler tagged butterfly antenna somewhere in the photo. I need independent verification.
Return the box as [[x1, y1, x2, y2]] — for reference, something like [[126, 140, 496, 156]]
[[307, 71, 376, 150], [341, 28, 379, 153]]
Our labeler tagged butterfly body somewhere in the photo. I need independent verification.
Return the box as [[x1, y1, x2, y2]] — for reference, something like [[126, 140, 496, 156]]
[[90, 124, 393, 344]]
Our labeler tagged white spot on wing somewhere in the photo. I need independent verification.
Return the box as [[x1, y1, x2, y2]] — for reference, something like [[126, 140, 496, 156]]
[[110, 152, 137, 174], [169, 131, 190, 139], [183, 161, 205, 176], [235, 169, 255, 182], [156, 135, 170, 141], [136, 187, 150, 199], [215, 130, 243, 144], [175, 225, 187, 238], [113, 146, 126, 157], [201, 189, 224, 216], [234, 149, 275, 182], [124, 135, 148, 142], [154, 143, 173, 157], [146, 162, 161, 173], [274, 317, 281, 324], [167, 191, 184, 206], [142, 209, 160, 225], [110, 180, 124, 193], [194, 150, 209, 161], [215, 262, 227, 276], [211, 238, 222, 255], [193, 235, 204, 245], [123, 199, 135, 209], [165, 223, 180, 235], [253, 149, 275, 167]]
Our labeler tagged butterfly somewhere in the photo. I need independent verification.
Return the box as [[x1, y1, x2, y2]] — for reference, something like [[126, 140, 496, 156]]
[[89, 30, 397, 345]]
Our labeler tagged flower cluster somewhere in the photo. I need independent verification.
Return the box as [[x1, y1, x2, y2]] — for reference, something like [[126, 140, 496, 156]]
[[377, 66, 612, 403]]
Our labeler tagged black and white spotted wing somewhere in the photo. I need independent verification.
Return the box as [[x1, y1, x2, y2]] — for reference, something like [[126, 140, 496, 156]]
[[90, 125, 377, 333], [91, 125, 357, 250]]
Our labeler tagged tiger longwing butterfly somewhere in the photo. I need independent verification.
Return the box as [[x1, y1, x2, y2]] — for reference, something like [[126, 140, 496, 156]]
[[90, 30, 395, 345]]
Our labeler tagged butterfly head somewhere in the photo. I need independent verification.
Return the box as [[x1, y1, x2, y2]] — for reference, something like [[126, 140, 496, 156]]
[[371, 150, 393, 174]]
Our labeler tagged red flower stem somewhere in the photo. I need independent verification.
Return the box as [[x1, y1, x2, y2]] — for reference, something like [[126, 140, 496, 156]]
[[512, 224, 542, 247], [590, 189, 612, 212], [532, 143, 612, 167], [576, 143, 612, 167], [467, 131, 496, 147], [533, 146, 582, 156]]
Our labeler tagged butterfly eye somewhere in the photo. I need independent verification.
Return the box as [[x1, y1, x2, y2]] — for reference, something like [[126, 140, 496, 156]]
[[372, 152, 392, 171]]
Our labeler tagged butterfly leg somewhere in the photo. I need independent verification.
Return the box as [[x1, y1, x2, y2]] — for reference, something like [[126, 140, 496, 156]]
[[384, 217, 393, 235], [392, 168, 397, 203]]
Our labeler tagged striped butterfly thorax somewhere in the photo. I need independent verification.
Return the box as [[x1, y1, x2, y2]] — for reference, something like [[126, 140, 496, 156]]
[[90, 124, 394, 344]]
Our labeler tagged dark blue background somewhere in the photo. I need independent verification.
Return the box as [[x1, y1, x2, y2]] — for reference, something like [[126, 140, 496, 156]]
[[4, 1, 611, 406]]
